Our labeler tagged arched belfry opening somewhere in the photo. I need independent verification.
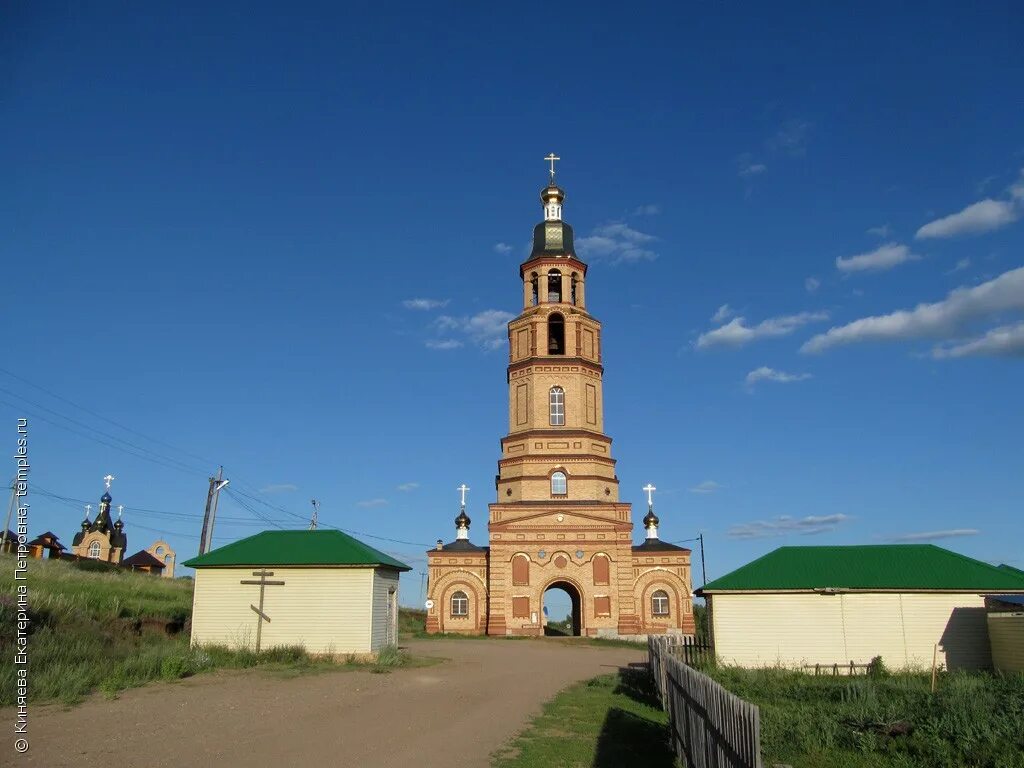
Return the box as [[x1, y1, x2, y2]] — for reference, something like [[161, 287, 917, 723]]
[[543, 580, 582, 636], [547, 269, 562, 302], [530, 272, 539, 306], [547, 312, 565, 355]]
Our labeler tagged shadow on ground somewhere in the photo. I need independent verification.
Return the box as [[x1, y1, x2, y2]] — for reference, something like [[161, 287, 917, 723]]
[[593, 704, 675, 768], [614, 664, 663, 709]]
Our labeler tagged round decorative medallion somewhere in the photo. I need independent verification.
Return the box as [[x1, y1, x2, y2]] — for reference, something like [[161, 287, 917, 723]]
[[575, 550, 584, 559], [556, 514, 564, 522], [538, 549, 547, 559], [554, 555, 568, 568], [604, 487, 611, 496], [506, 488, 512, 496]]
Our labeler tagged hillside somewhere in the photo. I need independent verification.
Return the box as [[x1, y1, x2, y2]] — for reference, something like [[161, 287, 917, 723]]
[[0, 554, 196, 705]]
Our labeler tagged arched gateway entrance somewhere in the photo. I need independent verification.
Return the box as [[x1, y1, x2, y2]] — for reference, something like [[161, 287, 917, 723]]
[[542, 580, 582, 636]]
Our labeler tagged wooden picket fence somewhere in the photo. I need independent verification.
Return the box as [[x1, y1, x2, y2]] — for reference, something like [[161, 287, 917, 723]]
[[649, 635, 762, 768]]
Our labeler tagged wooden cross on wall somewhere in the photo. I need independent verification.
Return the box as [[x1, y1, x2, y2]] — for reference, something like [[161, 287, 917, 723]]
[[240, 569, 285, 652]]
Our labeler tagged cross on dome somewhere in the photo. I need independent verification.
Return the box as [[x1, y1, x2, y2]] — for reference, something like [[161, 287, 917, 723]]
[[103, 474, 116, 490], [544, 153, 560, 182], [457, 483, 470, 508], [643, 483, 657, 508]]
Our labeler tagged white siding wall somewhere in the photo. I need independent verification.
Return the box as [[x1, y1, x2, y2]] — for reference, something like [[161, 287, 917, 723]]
[[370, 569, 401, 652], [712, 592, 990, 671], [190, 567, 374, 654]]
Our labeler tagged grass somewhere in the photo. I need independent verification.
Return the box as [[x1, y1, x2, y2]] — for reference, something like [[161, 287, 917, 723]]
[[0, 555, 424, 706], [492, 667, 675, 768], [703, 665, 1024, 768]]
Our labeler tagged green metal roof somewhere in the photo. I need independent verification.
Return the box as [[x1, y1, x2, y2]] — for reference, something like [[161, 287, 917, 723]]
[[183, 529, 411, 571], [698, 545, 1024, 594]]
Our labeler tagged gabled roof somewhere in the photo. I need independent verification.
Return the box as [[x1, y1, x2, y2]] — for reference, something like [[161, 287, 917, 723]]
[[430, 539, 488, 554], [183, 529, 411, 571], [28, 532, 66, 549], [121, 550, 165, 569], [698, 545, 1024, 594], [633, 539, 691, 553]]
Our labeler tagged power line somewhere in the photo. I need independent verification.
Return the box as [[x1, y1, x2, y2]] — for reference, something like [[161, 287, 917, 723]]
[[0, 398, 208, 478], [0, 366, 221, 468]]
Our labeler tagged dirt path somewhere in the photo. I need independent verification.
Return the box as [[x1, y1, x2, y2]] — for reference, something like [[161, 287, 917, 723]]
[[12, 639, 645, 768]]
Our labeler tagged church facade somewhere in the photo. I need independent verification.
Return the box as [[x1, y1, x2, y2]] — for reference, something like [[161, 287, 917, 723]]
[[69, 476, 176, 577], [425, 165, 695, 637]]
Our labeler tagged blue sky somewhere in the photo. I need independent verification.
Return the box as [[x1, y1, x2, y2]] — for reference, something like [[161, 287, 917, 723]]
[[2, 3, 1022, 607]]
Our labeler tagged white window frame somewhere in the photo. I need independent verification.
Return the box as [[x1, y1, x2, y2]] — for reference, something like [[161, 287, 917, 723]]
[[451, 591, 469, 617], [551, 471, 568, 496], [652, 590, 670, 616], [549, 387, 565, 426], [87, 541, 101, 559]]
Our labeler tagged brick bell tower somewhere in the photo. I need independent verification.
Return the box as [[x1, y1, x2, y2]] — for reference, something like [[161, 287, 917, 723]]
[[486, 156, 644, 637], [425, 156, 695, 638]]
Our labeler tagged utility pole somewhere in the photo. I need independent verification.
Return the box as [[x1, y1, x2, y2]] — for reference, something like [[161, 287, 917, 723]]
[[420, 571, 426, 605], [198, 467, 229, 554], [309, 499, 319, 530], [1, 477, 16, 551], [698, 533, 707, 587]]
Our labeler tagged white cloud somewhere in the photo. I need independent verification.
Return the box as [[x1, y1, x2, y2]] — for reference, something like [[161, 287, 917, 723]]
[[577, 222, 658, 265], [738, 162, 767, 178], [728, 513, 850, 539], [802, 266, 1024, 354], [711, 304, 735, 323], [745, 366, 812, 388], [397, 482, 419, 492], [697, 311, 829, 349], [425, 339, 463, 350], [689, 481, 722, 494], [886, 528, 979, 542], [946, 257, 971, 275], [916, 199, 1019, 239], [355, 498, 388, 508], [259, 483, 297, 494], [836, 243, 920, 273], [1010, 169, 1024, 200], [767, 120, 811, 155], [433, 309, 515, 351], [403, 298, 450, 311], [494, 242, 513, 254], [805, 277, 820, 294], [931, 322, 1024, 359], [632, 204, 661, 216], [867, 224, 892, 238]]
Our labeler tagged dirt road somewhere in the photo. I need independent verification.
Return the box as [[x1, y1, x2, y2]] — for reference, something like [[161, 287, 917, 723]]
[[13, 639, 645, 768]]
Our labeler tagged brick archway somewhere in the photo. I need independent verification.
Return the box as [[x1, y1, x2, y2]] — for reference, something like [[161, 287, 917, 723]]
[[542, 576, 584, 637]]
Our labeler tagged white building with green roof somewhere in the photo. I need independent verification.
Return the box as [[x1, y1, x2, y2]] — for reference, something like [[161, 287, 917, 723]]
[[183, 530, 411, 657], [696, 544, 1024, 672]]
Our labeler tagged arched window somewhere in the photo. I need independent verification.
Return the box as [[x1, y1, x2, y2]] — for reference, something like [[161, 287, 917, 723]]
[[551, 471, 568, 496], [592, 554, 610, 585], [547, 269, 562, 302], [547, 313, 565, 355], [652, 590, 670, 616], [87, 541, 101, 559], [155, 546, 165, 555], [164, 554, 172, 564], [549, 387, 565, 426], [570, 273, 578, 305], [451, 591, 469, 617], [530, 273, 539, 306]]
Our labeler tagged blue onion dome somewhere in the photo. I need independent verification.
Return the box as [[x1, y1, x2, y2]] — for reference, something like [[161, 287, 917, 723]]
[[101, 491, 112, 503]]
